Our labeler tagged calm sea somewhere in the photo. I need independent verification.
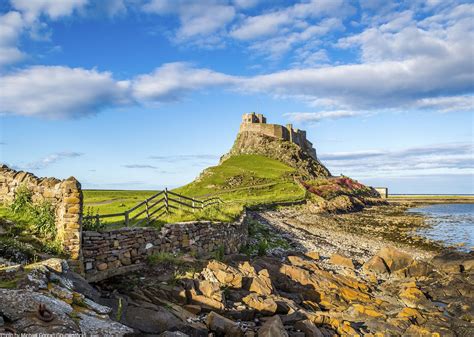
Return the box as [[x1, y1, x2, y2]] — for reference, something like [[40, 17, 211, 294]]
[[408, 203, 474, 251]]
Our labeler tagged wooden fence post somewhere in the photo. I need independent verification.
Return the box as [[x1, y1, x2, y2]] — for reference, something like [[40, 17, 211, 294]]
[[124, 211, 129, 227], [145, 199, 149, 223], [164, 188, 169, 214], [95, 214, 100, 228]]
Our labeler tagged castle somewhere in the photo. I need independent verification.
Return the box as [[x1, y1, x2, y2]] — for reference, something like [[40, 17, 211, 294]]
[[239, 112, 318, 160]]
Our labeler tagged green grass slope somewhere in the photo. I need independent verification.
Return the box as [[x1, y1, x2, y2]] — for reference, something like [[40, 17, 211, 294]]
[[81, 154, 306, 227], [175, 154, 306, 206]]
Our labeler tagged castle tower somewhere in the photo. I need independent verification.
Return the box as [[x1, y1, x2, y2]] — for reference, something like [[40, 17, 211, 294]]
[[242, 112, 266, 124]]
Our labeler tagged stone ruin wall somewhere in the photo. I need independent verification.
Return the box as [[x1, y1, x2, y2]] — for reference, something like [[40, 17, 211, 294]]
[[0, 165, 250, 281], [239, 122, 317, 160], [82, 213, 249, 282], [0, 165, 83, 270]]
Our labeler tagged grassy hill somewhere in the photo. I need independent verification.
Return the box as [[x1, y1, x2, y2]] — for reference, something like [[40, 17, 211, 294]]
[[175, 154, 305, 204], [81, 154, 306, 226]]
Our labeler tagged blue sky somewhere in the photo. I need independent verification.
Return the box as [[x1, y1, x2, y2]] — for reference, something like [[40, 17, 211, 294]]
[[0, 0, 473, 193]]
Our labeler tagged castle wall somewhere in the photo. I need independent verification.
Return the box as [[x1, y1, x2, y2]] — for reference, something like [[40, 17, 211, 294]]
[[240, 123, 290, 140], [82, 212, 249, 282], [0, 165, 83, 270], [239, 122, 317, 160]]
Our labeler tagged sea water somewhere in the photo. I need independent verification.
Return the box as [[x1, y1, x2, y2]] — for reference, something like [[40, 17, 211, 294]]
[[408, 203, 474, 251]]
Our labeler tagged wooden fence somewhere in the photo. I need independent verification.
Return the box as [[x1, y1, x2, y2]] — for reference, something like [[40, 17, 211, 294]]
[[84, 188, 222, 227]]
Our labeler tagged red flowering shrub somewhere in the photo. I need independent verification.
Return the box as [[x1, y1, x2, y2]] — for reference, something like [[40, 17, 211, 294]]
[[301, 176, 373, 200]]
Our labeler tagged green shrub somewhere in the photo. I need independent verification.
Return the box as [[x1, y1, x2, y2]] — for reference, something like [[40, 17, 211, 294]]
[[82, 207, 104, 231], [257, 239, 269, 256], [29, 200, 56, 238], [0, 236, 36, 263], [147, 252, 184, 266], [212, 244, 225, 261], [10, 184, 32, 214]]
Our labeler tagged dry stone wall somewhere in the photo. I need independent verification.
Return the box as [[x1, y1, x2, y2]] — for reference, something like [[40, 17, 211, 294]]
[[82, 213, 249, 282], [0, 165, 83, 270]]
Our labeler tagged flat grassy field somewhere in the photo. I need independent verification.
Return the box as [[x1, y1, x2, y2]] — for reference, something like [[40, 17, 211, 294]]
[[83, 190, 159, 214], [83, 154, 306, 226]]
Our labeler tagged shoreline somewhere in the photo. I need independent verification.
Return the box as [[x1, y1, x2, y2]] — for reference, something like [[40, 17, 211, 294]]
[[388, 195, 474, 205]]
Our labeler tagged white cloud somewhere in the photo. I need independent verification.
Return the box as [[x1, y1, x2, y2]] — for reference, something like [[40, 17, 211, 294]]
[[232, 0, 259, 9], [0, 0, 88, 67], [143, 0, 235, 43], [415, 96, 474, 112], [320, 142, 474, 178], [23, 152, 83, 170], [231, 0, 351, 40], [0, 66, 131, 118], [11, 0, 88, 23], [132, 62, 238, 102], [123, 164, 158, 169], [285, 110, 367, 122], [247, 18, 343, 60], [0, 11, 25, 66]]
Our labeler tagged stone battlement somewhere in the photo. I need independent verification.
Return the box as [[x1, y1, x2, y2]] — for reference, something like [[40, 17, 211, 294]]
[[240, 113, 317, 160]]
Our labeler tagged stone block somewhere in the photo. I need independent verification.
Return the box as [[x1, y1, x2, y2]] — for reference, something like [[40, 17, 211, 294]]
[[97, 263, 108, 271]]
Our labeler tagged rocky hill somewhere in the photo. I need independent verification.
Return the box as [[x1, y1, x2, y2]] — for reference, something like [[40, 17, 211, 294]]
[[222, 131, 331, 179]]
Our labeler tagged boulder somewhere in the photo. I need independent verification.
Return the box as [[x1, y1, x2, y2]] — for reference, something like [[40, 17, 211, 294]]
[[197, 280, 223, 302], [243, 294, 278, 315], [462, 258, 474, 272], [122, 306, 184, 334], [431, 251, 466, 274], [248, 269, 273, 296], [399, 260, 434, 278], [377, 247, 413, 273], [287, 256, 319, 271], [329, 254, 355, 269], [206, 311, 243, 337], [183, 304, 201, 315], [363, 256, 389, 274], [399, 287, 429, 309], [294, 319, 324, 337], [258, 315, 288, 337], [207, 260, 243, 288], [239, 261, 257, 275], [280, 311, 308, 325], [305, 251, 320, 260], [160, 332, 190, 337], [0, 289, 132, 335]]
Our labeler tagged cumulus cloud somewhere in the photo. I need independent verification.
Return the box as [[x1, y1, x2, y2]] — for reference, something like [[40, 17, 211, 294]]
[[143, 0, 235, 43], [23, 152, 83, 170], [229, 0, 350, 60], [11, 0, 88, 23], [132, 62, 237, 102], [285, 110, 368, 122], [320, 142, 474, 178], [230, 0, 351, 40], [0, 0, 88, 67], [414, 96, 474, 112], [0, 11, 25, 66], [1, 1, 472, 119], [0, 66, 131, 118]]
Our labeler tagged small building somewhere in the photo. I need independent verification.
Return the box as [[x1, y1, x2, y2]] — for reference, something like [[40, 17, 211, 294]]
[[375, 187, 388, 198]]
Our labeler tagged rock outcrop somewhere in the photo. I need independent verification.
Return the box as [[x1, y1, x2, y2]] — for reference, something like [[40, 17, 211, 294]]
[[224, 131, 331, 179], [0, 259, 132, 335]]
